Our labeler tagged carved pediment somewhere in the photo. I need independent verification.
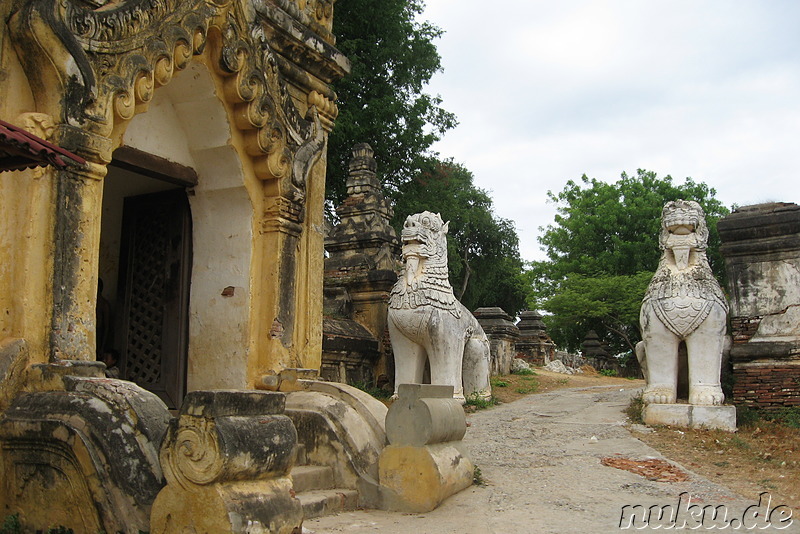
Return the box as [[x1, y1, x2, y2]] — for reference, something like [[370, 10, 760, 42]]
[[11, 0, 348, 218]]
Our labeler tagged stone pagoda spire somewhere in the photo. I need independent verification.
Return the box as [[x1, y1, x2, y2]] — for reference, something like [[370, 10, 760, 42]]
[[323, 144, 401, 385], [325, 143, 400, 272]]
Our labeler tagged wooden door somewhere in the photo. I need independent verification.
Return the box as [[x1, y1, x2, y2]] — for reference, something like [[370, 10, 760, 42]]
[[117, 189, 191, 409]]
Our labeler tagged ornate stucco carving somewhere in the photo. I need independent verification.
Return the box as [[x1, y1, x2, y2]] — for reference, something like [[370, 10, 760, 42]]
[[152, 390, 302, 532], [11, 0, 347, 219]]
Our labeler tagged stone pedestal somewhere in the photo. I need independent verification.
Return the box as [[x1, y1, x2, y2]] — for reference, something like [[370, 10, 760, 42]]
[[379, 384, 473, 512], [642, 404, 737, 432], [150, 390, 302, 533], [474, 307, 519, 376]]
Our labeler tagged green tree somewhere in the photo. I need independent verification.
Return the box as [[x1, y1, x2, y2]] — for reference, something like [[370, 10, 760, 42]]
[[541, 272, 653, 353], [329, 0, 457, 204], [392, 159, 529, 315], [530, 169, 730, 353]]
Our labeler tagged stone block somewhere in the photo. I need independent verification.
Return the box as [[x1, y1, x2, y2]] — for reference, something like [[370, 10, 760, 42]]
[[286, 381, 388, 508], [180, 389, 286, 417], [379, 442, 473, 513], [385, 384, 466, 447], [0, 376, 170, 532], [643, 403, 736, 432], [379, 383, 473, 512], [643, 403, 691, 427], [151, 390, 302, 533], [151, 478, 301, 533]]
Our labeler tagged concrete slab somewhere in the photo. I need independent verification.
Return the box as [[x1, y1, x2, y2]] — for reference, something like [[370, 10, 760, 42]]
[[643, 403, 737, 432]]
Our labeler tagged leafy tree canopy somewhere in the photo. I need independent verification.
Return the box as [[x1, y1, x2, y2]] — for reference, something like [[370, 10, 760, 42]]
[[539, 272, 653, 354], [529, 169, 730, 354], [392, 159, 530, 315], [329, 0, 457, 204]]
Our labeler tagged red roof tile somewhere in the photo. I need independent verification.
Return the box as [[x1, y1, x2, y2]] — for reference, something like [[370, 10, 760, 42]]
[[0, 119, 86, 172]]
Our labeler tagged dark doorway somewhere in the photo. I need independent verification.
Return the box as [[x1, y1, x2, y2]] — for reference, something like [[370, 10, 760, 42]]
[[116, 189, 192, 409]]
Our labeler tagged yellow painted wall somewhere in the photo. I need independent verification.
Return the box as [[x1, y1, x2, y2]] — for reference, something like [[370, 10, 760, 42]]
[[0, 19, 56, 367]]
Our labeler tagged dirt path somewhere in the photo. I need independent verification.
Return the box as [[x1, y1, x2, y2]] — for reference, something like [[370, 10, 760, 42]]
[[305, 385, 797, 533]]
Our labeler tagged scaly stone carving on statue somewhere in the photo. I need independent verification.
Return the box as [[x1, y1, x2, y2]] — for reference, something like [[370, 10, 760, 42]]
[[388, 212, 492, 403], [639, 200, 729, 405]]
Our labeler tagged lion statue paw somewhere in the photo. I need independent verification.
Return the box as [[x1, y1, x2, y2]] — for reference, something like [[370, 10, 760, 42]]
[[689, 385, 724, 406], [642, 386, 676, 405]]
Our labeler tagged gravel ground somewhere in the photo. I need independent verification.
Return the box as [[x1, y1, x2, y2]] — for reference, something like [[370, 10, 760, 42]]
[[305, 385, 798, 533]]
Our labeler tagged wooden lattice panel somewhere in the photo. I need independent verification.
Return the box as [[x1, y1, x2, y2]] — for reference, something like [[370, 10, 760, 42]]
[[125, 208, 168, 385]]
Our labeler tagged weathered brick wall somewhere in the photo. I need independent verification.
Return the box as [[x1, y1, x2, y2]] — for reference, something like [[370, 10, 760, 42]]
[[732, 365, 800, 409], [730, 316, 762, 344]]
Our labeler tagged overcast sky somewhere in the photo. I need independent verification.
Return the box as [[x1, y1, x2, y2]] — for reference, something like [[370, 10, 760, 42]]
[[419, 0, 800, 262]]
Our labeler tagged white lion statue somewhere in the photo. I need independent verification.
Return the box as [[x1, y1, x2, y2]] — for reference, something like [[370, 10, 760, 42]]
[[638, 200, 728, 406], [388, 212, 492, 403]]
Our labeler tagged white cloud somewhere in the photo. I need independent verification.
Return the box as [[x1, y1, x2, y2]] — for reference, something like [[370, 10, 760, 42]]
[[419, 0, 800, 261]]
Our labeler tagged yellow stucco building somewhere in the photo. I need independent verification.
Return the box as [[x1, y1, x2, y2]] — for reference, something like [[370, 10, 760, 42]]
[[1, 0, 348, 409]]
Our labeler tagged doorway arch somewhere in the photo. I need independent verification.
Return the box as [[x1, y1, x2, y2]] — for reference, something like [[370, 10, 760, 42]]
[[99, 61, 255, 407]]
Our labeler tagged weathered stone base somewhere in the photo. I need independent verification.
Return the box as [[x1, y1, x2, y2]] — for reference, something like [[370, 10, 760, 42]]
[[378, 384, 473, 512], [151, 390, 301, 533], [643, 403, 737, 432], [0, 365, 170, 532], [285, 380, 388, 508], [150, 478, 302, 533], [378, 442, 473, 513]]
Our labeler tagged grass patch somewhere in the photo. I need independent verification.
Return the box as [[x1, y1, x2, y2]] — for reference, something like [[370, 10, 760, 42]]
[[351, 381, 392, 400], [1, 514, 21, 534], [599, 369, 618, 377], [464, 392, 498, 410], [736, 405, 761, 427], [514, 382, 539, 395], [766, 407, 800, 429], [0, 516, 79, 534], [759, 478, 778, 490], [473, 465, 486, 486], [625, 391, 644, 424], [490, 377, 509, 388], [512, 367, 536, 376], [736, 405, 800, 429], [730, 435, 750, 450]]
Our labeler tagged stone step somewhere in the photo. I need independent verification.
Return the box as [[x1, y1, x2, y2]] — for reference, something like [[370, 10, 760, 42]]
[[298, 489, 359, 519], [291, 464, 334, 493]]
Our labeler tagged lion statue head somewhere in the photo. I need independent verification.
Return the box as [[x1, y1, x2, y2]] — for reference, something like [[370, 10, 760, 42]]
[[658, 199, 709, 253], [400, 211, 449, 266]]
